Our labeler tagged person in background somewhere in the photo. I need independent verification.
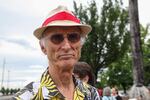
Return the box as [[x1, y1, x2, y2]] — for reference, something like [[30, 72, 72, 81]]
[[12, 5, 100, 100], [102, 87, 116, 100], [73, 61, 95, 86], [73, 61, 103, 100], [111, 87, 122, 100], [98, 87, 103, 97], [147, 85, 150, 95]]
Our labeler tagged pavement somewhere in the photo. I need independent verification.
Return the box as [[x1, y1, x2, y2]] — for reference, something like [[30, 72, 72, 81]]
[[0, 95, 13, 100]]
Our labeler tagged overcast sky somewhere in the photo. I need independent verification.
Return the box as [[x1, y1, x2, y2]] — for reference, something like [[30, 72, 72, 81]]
[[0, 0, 150, 88]]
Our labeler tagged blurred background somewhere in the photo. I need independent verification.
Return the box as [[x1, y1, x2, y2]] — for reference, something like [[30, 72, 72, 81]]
[[0, 0, 150, 99]]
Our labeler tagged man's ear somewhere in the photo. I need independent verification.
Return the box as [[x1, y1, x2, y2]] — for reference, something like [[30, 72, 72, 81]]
[[39, 40, 47, 55]]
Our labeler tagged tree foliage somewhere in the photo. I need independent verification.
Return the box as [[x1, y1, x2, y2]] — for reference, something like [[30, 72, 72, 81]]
[[73, 0, 150, 90], [141, 25, 150, 85], [98, 24, 150, 92], [0, 87, 20, 95], [73, 0, 130, 79], [106, 53, 133, 93]]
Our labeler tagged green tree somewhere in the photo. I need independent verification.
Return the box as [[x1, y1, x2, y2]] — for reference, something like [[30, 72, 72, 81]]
[[5, 88, 9, 95], [73, 0, 129, 80], [98, 49, 133, 93], [10, 88, 14, 95], [1, 87, 5, 95], [108, 53, 133, 93], [141, 25, 150, 85], [98, 25, 150, 93]]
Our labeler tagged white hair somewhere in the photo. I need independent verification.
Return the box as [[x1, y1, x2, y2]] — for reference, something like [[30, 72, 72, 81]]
[[39, 38, 46, 48], [81, 35, 87, 45]]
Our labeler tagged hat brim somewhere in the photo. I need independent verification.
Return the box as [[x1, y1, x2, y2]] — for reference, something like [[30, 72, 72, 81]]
[[33, 20, 92, 39]]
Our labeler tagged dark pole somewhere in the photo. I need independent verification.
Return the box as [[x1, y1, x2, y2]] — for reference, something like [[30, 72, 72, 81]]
[[129, 0, 144, 86], [128, 1, 150, 99]]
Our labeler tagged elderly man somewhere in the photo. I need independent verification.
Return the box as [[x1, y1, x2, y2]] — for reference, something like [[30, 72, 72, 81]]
[[13, 5, 100, 100]]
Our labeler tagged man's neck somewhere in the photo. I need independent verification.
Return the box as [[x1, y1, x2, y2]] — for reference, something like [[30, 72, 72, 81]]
[[48, 66, 75, 99], [48, 65, 74, 87]]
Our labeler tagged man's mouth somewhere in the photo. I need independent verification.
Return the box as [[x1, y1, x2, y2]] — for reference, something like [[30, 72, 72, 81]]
[[58, 54, 74, 59]]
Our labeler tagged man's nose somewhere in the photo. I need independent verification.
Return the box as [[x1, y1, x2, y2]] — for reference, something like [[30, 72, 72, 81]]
[[61, 38, 71, 50]]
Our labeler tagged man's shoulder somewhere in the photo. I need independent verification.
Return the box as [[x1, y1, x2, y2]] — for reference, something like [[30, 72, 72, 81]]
[[12, 81, 40, 100]]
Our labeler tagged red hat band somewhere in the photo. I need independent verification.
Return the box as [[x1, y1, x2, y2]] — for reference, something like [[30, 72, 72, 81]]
[[42, 11, 81, 27]]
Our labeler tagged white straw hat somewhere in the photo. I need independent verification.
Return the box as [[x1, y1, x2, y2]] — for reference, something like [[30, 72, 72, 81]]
[[33, 5, 92, 39]]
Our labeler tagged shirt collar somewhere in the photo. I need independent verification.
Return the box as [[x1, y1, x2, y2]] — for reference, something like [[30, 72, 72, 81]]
[[40, 68, 86, 99]]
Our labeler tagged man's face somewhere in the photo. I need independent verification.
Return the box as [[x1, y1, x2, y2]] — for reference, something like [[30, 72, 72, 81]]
[[41, 26, 83, 70]]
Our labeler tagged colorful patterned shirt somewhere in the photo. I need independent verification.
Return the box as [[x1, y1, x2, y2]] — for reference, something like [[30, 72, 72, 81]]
[[12, 69, 100, 100]]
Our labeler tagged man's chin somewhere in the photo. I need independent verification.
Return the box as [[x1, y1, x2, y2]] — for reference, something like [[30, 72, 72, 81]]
[[60, 59, 77, 67]]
